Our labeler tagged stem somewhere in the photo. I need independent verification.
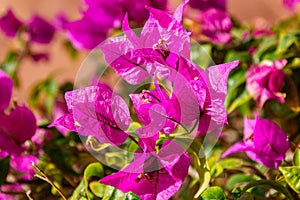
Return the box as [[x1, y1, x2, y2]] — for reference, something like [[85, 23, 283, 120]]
[[32, 163, 67, 200], [129, 135, 139, 146]]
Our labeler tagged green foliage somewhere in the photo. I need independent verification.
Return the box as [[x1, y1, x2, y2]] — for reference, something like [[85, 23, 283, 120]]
[[0, 156, 10, 186], [0, 51, 20, 86], [71, 162, 140, 200], [200, 186, 226, 200], [279, 166, 300, 193], [30, 78, 59, 115]]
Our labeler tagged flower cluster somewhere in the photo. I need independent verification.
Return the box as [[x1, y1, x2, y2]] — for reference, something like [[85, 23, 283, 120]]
[[0, 70, 38, 180], [0, 9, 55, 44], [64, 0, 167, 50], [52, 1, 239, 199]]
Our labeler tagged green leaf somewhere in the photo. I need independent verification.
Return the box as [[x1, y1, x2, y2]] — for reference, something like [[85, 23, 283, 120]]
[[201, 186, 226, 200], [279, 166, 300, 193], [227, 89, 252, 114], [190, 43, 212, 69], [253, 36, 277, 63], [226, 174, 257, 190], [0, 156, 10, 186], [276, 32, 300, 54], [179, 138, 210, 198], [29, 78, 59, 115], [225, 68, 246, 110], [71, 162, 103, 200], [64, 40, 79, 59], [225, 51, 250, 63], [91, 183, 141, 200], [83, 162, 104, 186], [241, 180, 294, 200], [219, 158, 244, 169], [0, 51, 20, 86], [294, 146, 300, 166]]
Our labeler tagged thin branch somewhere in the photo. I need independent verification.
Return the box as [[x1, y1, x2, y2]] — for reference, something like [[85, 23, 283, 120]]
[[32, 163, 67, 200]]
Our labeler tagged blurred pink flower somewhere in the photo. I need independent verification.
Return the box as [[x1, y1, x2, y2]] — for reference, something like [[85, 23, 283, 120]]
[[189, 0, 226, 11], [222, 115, 290, 168], [0, 70, 13, 111], [200, 8, 232, 44], [0, 9, 23, 38], [283, 0, 300, 9], [27, 15, 55, 44], [65, 0, 167, 50], [246, 59, 287, 108], [0, 70, 38, 179]]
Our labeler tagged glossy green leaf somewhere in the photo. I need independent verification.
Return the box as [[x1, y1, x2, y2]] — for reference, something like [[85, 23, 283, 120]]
[[226, 174, 257, 190], [0, 51, 19, 86], [225, 68, 246, 110], [225, 51, 250, 63], [279, 166, 300, 193], [241, 180, 294, 200], [227, 90, 252, 114], [277, 32, 300, 54], [294, 147, 300, 166], [183, 138, 211, 198], [190, 43, 212, 69], [0, 156, 10, 186], [253, 36, 277, 63], [201, 186, 226, 200]]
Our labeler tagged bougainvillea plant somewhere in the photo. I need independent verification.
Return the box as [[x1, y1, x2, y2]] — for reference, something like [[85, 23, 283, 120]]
[[0, 0, 300, 199]]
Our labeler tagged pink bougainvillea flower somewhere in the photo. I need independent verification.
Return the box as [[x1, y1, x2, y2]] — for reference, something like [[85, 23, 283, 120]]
[[0, 70, 13, 112], [283, 0, 300, 9], [100, 141, 190, 200], [200, 8, 232, 44], [222, 115, 290, 168], [0, 105, 37, 156], [0, 70, 38, 180], [246, 59, 287, 108], [50, 83, 130, 145], [189, 0, 226, 11], [0, 183, 24, 200], [0, 9, 23, 38], [130, 78, 181, 137], [100, 1, 191, 84], [27, 15, 55, 44], [66, 0, 167, 50]]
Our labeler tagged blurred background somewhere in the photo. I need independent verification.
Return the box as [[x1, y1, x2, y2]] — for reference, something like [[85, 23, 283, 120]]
[[0, 0, 296, 102]]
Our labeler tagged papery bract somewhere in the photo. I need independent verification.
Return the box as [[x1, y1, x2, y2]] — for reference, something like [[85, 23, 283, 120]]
[[0, 70, 13, 112], [100, 141, 189, 200], [0, 9, 23, 38], [246, 59, 287, 108], [200, 8, 232, 44], [10, 154, 38, 180], [0, 105, 37, 156], [100, 1, 190, 85], [222, 115, 290, 168], [67, 0, 167, 50], [50, 83, 130, 145], [27, 15, 55, 44]]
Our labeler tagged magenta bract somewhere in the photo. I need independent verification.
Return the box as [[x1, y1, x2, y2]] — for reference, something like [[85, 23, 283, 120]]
[[50, 83, 130, 145], [200, 8, 232, 44], [222, 115, 290, 168], [27, 15, 55, 44], [0, 9, 23, 38], [246, 59, 287, 108], [189, 0, 226, 11], [100, 141, 189, 200]]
